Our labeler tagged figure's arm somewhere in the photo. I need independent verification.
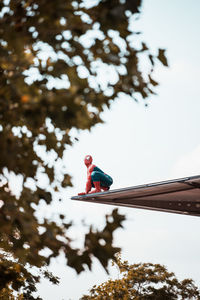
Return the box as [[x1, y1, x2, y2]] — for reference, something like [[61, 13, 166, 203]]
[[78, 180, 91, 196], [78, 164, 95, 195], [85, 178, 92, 194], [78, 179, 91, 196], [85, 164, 95, 193]]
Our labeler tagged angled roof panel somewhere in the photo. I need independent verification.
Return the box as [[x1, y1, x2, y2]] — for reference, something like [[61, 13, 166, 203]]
[[71, 175, 200, 217]]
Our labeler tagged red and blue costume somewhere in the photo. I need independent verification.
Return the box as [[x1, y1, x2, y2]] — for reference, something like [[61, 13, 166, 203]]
[[78, 155, 113, 195]]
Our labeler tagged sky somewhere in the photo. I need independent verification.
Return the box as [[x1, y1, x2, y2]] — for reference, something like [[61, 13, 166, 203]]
[[36, 0, 200, 299]]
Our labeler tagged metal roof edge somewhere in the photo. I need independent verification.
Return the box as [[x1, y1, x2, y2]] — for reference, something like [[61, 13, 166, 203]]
[[71, 174, 200, 200]]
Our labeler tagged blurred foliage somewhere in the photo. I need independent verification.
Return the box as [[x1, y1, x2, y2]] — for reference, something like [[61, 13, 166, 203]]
[[0, 252, 59, 299], [81, 254, 200, 299], [0, 0, 167, 297]]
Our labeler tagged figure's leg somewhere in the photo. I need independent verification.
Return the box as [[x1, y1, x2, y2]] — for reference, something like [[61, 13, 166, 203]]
[[89, 171, 103, 193], [101, 186, 110, 191], [88, 180, 101, 194], [90, 171, 113, 193], [100, 174, 113, 189]]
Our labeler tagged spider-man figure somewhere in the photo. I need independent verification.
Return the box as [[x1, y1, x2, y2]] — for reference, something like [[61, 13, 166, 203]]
[[78, 155, 113, 195]]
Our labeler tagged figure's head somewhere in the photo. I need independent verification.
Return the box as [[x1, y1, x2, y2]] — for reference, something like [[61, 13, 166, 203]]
[[84, 155, 93, 166]]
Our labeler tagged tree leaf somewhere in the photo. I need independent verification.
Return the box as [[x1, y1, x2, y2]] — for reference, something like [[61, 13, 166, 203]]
[[157, 49, 169, 66]]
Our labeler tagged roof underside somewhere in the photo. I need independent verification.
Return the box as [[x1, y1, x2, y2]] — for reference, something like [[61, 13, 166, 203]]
[[71, 175, 200, 217]]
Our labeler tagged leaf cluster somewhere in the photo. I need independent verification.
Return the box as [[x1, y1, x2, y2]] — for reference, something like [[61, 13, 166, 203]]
[[0, 252, 59, 299], [81, 255, 200, 299]]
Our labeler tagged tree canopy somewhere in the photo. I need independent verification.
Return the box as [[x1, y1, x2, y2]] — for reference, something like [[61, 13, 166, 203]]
[[0, 0, 167, 297], [81, 255, 200, 299]]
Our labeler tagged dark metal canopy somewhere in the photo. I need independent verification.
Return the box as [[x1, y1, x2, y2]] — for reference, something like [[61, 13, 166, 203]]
[[71, 175, 200, 217]]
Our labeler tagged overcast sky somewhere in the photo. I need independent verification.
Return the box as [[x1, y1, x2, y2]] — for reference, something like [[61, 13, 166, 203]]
[[37, 0, 200, 299]]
